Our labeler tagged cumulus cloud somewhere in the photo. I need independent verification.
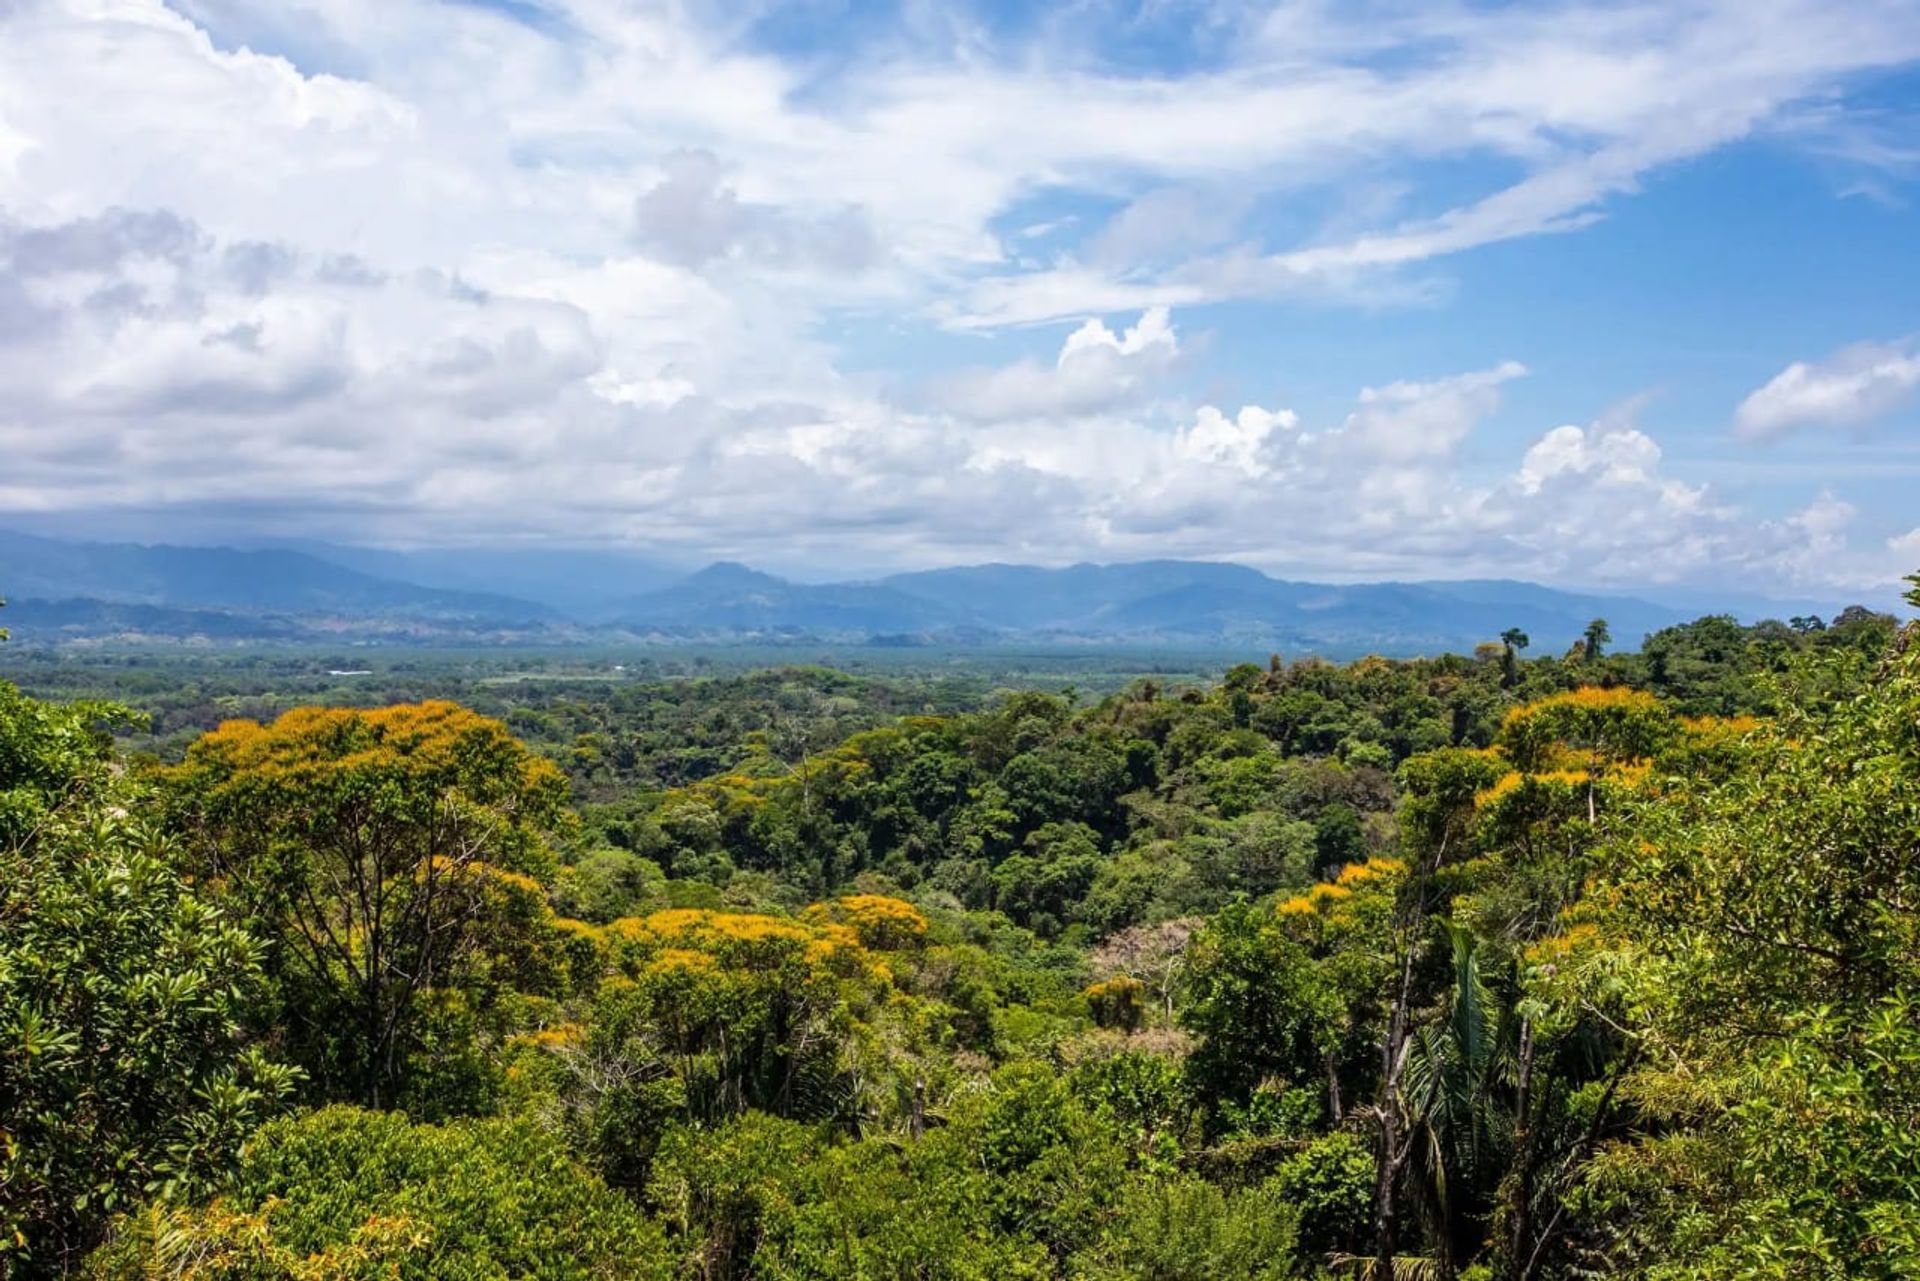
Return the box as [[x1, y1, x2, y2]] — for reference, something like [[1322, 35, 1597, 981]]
[[1888, 528, 1920, 581], [2, 207, 200, 276], [0, 0, 1913, 593], [1518, 422, 1670, 495], [1755, 494, 1863, 585], [631, 150, 880, 274], [1497, 414, 1723, 582], [1734, 338, 1920, 438], [933, 307, 1180, 421], [1175, 405, 1297, 476], [1336, 363, 1527, 464], [0, 204, 1894, 591]]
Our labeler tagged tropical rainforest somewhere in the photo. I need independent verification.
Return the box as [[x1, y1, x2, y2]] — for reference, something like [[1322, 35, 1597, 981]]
[[3, 591, 1917, 1280]]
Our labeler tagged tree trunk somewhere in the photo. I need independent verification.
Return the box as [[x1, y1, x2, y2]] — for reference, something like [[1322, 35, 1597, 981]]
[[1373, 944, 1418, 1278], [1372, 1111, 1401, 1278], [1506, 1018, 1536, 1281], [1372, 818, 1452, 1280]]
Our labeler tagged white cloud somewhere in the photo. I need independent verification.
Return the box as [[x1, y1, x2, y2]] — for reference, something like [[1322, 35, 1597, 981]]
[[936, 0, 1920, 326], [1734, 337, 1920, 438], [1756, 493, 1862, 585], [1175, 405, 1296, 476], [1887, 528, 1920, 584], [1517, 421, 1672, 495], [1337, 362, 1528, 464], [10, 0, 1913, 328], [932, 307, 1181, 421], [1086, 188, 1250, 271], [630, 149, 880, 274], [0, 0, 1914, 594], [0, 206, 1898, 590]]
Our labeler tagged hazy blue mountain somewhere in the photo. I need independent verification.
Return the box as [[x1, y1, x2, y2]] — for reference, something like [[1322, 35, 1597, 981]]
[[0, 597, 308, 641], [0, 529, 552, 622], [614, 562, 965, 635], [1621, 582, 1874, 622], [877, 560, 1283, 629], [871, 562, 1683, 651], [1404, 581, 1681, 649], [0, 531, 1810, 652], [281, 541, 684, 620], [0, 597, 584, 644]]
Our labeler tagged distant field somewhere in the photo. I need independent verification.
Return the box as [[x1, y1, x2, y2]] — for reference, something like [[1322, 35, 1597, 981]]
[[0, 645, 1240, 791], [0, 642, 1244, 697]]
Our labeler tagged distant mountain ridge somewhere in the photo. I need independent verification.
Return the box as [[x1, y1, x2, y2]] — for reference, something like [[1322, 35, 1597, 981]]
[[599, 558, 1691, 652], [0, 529, 553, 622], [609, 562, 969, 635], [0, 529, 1842, 652], [269, 540, 683, 621]]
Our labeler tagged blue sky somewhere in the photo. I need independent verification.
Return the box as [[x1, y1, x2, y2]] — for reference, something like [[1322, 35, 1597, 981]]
[[0, 0, 1917, 597]]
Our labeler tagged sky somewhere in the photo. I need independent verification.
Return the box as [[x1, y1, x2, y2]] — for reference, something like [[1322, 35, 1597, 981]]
[[1, 0, 1919, 597]]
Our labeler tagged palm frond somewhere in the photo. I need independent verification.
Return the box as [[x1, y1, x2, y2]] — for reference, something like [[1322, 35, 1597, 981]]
[[1328, 1252, 1442, 1280]]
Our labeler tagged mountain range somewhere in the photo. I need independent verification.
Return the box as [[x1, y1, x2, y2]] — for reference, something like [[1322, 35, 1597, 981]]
[[0, 529, 1855, 654]]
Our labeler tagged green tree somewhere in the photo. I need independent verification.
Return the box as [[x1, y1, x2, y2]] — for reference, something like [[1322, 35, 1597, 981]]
[[1365, 746, 1506, 1277], [1181, 902, 1338, 1121], [1567, 591, 1920, 1277], [1500, 629, 1531, 689], [160, 702, 571, 1109], [1067, 1175, 1300, 1279], [87, 1107, 671, 1280], [1, 684, 295, 1277], [1581, 618, 1611, 662], [1313, 802, 1368, 875]]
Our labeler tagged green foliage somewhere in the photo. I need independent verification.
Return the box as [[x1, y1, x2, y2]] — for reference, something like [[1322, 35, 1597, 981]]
[[1072, 1049, 1195, 1164], [86, 1106, 670, 1280], [1639, 608, 1895, 715], [583, 922, 859, 1124], [652, 1110, 1056, 1280], [1, 683, 293, 1277], [649, 1063, 1145, 1279], [1270, 1132, 1378, 1263], [10, 599, 1917, 1281], [1572, 626, 1920, 1277], [158, 703, 573, 1109], [1067, 1175, 1300, 1279], [552, 847, 671, 923], [1313, 802, 1368, 874], [1181, 898, 1359, 1125], [0, 680, 140, 845]]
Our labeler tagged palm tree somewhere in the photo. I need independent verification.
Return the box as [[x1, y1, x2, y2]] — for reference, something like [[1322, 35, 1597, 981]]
[[1399, 922, 1514, 1279], [1499, 629, 1529, 688], [1580, 619, 1610, 663]]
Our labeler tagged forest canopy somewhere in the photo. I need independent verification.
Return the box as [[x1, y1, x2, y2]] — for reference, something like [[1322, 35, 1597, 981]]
[[3, 593, 1917, 1279]]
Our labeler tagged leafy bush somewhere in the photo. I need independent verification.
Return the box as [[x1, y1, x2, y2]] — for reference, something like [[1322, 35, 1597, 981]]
[[1, 685, 293, 1277], [1067, 1175, 1300, 1280], [87, 1107, 671, 1281]]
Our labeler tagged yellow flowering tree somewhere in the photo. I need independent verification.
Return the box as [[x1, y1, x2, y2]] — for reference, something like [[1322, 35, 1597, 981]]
[[1361, 691, 1679, 1279], [543, 903, 926, 1190], [802, 893, 931, 952], [159, 702, 571, 1110], [1560, 592, 1920, 1276]]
